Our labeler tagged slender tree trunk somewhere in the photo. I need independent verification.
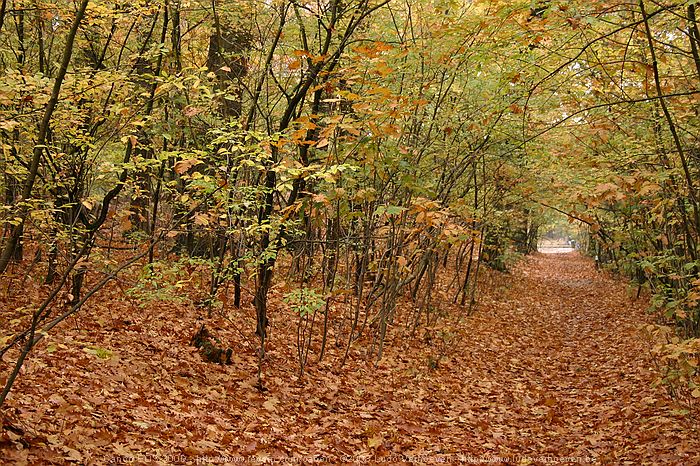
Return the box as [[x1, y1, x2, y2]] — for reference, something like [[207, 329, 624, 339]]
[[639, 0, 700, 233], [0, 0, 7, 35], [0, 0, 90, 275]]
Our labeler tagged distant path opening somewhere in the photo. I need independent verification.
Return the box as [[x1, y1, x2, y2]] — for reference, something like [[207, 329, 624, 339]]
[[538, 246, 575, 254], [538, 214, 582, 254]]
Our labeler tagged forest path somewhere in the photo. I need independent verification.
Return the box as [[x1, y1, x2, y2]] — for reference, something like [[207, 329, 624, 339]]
[[2, 253, 700, 464], [436, 252, 699, 463]]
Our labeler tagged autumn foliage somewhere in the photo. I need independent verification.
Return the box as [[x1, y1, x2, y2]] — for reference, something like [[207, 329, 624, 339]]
[[1, 0, 700, 462]]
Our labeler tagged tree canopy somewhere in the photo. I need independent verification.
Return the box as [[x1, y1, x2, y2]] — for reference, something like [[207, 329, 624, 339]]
[[1, 0, 700, 458]]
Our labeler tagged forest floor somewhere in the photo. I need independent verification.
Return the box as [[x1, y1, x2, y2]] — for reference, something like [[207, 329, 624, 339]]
[[1, 252, 699, 465]]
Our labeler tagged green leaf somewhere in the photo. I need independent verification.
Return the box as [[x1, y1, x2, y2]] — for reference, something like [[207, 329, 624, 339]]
[[377, 205, 406, 217], [84, 346, 113, 359]]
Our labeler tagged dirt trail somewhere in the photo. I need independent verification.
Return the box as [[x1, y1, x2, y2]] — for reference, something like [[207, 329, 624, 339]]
[[2, 253, 699, 464], [442, 252, 699, 464]]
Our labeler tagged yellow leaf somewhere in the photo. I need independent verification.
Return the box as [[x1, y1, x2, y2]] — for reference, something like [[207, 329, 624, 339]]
[[194, 214, 209, 226], [367, 434, 382, 449]]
